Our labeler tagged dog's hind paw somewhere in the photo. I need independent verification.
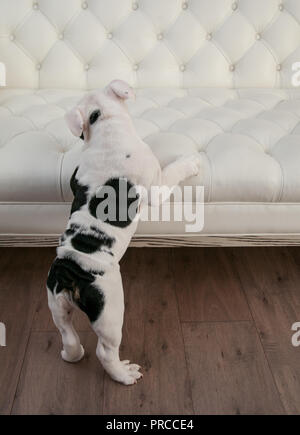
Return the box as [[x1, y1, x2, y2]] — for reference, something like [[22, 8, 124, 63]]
[[61, 344, 85, 363], [109, 360, 143, 385]]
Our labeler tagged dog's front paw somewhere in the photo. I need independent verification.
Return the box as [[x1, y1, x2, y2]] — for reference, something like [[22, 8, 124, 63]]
[[177, 153, 202, 179]]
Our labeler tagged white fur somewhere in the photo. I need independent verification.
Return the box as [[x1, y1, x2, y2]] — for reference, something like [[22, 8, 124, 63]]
[[48, 80, 201, 385]]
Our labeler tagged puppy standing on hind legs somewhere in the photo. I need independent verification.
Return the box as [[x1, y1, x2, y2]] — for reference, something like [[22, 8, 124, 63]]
[[47, 79, 202, 385]]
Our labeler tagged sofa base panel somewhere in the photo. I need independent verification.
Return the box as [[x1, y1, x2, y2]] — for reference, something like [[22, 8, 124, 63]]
[[0, 234, 300, 247]]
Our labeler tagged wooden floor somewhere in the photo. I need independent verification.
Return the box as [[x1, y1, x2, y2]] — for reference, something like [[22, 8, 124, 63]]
[[0, 247, 300, 415]]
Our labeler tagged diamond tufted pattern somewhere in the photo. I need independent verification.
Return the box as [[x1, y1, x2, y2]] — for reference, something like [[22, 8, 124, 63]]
[[1, 87, 300, 205], [0, 0, 300, 88]]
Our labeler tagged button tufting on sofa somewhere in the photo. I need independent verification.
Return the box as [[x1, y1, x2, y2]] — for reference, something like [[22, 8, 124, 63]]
[[1, 0, 299, 89], [0, 87, 300, 209]]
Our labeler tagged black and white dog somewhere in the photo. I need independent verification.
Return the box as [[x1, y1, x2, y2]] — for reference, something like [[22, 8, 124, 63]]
[[47, 80, 201, 385]]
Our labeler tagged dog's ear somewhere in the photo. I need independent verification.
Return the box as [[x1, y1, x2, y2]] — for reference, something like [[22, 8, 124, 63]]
[[65, 106, 86, 138], [106, 80, 135, 100]]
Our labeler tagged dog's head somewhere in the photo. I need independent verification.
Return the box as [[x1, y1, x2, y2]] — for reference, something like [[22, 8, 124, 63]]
[[65, 80, 135, 142]]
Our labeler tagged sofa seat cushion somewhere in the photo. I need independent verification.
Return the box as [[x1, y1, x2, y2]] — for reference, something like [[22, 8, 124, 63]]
[[0, 87, 300, 204]]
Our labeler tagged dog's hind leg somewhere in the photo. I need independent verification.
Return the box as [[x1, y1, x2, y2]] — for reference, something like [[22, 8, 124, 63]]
[[47, 289, 84, 363], [91, 267, 143, 385]]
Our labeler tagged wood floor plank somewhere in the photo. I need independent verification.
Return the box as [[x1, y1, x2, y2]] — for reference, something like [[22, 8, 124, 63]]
[[231, 247, 300, 414], [103, 248, 194, 415], [171, 248, 251, 322], [1, 246, 298, 415], [11, 331, 104, 415], [183, 321, 284, 415], [0, 248, 52, 415]]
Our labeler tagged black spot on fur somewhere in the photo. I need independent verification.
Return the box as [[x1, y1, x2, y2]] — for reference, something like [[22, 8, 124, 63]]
[[48, 258, 95, 293], [70, 167, 89, 215], [89, 110, 101, 125], [89, 177, 139, 228], [65, 223, 80, 237], [71, 231, 115, 254], [47, 264, 57, 292], [126, 154, 131, 158], [80, 132, 84, 140], [76, 284, 104, 323], [71, 233, 101, 254], [47, 257, 104, 322]]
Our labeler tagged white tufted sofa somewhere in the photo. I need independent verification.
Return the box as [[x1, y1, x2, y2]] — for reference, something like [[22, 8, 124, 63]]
[[1, 0, 300, 246]]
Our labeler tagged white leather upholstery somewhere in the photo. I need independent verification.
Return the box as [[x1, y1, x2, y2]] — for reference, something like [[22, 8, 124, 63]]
[[1, 0, 300, 88], [1, 0, 300, 239], [1, 87, 300, 203]]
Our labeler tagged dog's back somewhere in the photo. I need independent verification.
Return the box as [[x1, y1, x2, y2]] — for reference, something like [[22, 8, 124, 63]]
[[47, 155, 141, 317]]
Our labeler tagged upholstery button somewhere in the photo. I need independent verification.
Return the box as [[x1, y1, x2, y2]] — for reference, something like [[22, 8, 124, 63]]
[[276, 64, 282, 71], [33, 2, 39, 10], [58, 33, 64, 40], [133, 63, 139, 71], [9, 34, 15, 41], [279, 3, 284, 11], [206, 32, 212, 41], [107, 32, 113, 39], [232, 2, 238, 11], [36, 63, 41, 70], [179, 64, 186, 72], [85, 63, 90, 71], [256, 33, 262, 40], [157, 33, 163, 40], [182, 2, 188, 9], [132, 2, 138, 10], [82, 1, 88, 9], [229, 64, 235, 72]]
